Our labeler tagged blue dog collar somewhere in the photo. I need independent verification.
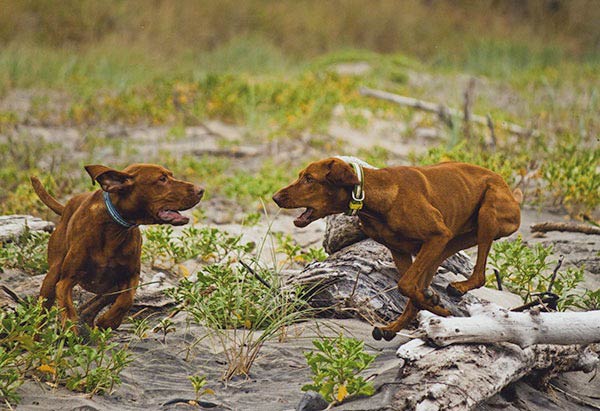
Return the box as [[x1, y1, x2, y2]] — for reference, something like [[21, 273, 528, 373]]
[[103, 191, 137, 229]]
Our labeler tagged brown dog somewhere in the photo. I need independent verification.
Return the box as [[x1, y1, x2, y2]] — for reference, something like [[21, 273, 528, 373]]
[[31, 163, 204, 330], [272, 157, 521, 341]]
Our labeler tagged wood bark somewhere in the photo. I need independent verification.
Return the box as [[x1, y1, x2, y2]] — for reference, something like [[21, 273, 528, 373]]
[[359, 87, 536, 137], [531, 221, 600, 235], [392, 339, 598, 410], [419, 303, 600, 348]]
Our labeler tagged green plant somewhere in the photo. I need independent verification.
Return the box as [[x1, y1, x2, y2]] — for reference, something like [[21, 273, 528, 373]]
[[486, 236, 585, 310], [0, 298, 132, 407], [0, 227, 50, 275], [300, 247, 329, 263], [302, 334, 376, 405], [128, 316, 151, 341], [153, 317, 176, 343], [572, 289, 600, 310], [541, 143, 600, 216], [142, 225, 255, 269], [169, 260, 307, 379], [223, 161, 295, 205], [188, 375, 214, 403], [274, 233, 303, 264]]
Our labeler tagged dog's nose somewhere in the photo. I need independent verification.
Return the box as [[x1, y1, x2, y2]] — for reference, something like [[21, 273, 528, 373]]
[[196, 186, 205, 198], [272, 192, 284, 206]]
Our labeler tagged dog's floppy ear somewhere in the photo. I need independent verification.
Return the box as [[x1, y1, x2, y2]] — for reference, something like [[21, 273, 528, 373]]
[[84, 165, 134, 193], [325, 158, 360, 187]]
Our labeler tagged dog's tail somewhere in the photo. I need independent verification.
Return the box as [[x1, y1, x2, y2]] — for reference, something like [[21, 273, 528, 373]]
[[512, 188, 523, 204], [30, 176, 64, 215]]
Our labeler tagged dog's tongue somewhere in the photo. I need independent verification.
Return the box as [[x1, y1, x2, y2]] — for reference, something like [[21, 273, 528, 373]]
[[158, 210, 189, 225], [294, 208, 314, 228]]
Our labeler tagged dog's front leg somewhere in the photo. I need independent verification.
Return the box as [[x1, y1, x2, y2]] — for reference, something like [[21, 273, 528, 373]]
[[95, 273, 139, 330], [79, 292, 118, 327], [372, 250, 415, 341], [397, 234, 452, 317]]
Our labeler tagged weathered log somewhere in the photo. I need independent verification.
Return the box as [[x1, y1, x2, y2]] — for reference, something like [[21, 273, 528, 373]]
[[392, 339, 598, 411], [531, 221, 600, 236], [322, 214, 367, 254], [0, 215, 54, 242], [420, 303, 600, 348], [360, 87, 537, 137]]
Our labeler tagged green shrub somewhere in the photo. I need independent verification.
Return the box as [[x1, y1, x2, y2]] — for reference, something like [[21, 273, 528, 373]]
[[302, 334, 376, 404], [141, 225, 255, 269], [541, 143, 600, 215], [486, 236, 585, 310], [0, 298, 131, 406], [0, 228, 50, 275]]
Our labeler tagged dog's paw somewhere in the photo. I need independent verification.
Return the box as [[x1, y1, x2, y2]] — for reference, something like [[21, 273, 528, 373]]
[[372, 327, 396, 341], [423, 287, 440, 305], [446, 283, 466, 297]]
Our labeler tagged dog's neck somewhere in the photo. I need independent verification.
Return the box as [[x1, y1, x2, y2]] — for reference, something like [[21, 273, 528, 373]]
[[355, 167, 388, 220], [103, 191, 137, 229]]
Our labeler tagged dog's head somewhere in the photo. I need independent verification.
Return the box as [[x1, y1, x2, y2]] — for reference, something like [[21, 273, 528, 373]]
[[272, 157, 359, 227], [85, 163, 204, 226]]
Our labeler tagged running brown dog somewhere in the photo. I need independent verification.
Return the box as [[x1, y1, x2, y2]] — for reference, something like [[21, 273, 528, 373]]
[[272, 158, 521, 341], [31, 163, 204, 330]]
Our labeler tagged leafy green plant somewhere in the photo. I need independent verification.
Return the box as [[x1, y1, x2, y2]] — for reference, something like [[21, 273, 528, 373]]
[[300, 247, 329, 263], [168, 261, 307, 379], [0, 298, 132, 407], [572, 289, 600, 311], [188, 375, 214, 403], [128, 316, 151, 341], [153, 318, 176, 343], [486, 236, 585, 310], [302, 334, 376, 405], [142, 225, 255, 269], [541, 143, 600, 216], [0, 227, 50, 275]]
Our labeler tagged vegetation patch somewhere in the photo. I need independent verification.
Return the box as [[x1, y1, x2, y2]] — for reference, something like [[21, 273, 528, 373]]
[[0, 298, 131, 407], [302, 334, 376, 405]]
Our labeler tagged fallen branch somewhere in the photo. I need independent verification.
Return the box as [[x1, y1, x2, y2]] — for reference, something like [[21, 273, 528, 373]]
[[393, 338, 598, 411], [359, 87, 536, 137], [419, 303, 600, 348], [531, 221, 600, 236]]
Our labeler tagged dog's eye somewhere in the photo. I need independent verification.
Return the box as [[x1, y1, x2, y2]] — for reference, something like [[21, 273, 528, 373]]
[[159, 175, 168, 183], [304, 175, 314, 183]]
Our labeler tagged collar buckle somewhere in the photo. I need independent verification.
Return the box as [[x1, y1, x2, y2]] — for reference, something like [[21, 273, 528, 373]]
[[345, 162, 365, 216]]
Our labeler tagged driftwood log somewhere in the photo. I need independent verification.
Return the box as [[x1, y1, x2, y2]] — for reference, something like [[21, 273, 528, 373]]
[[359, 87, 536, 137], [0, 215, 54, 242], [419, 303, 600, 348], [393, 339, 598, 410], [531, 221, 600, 236], [292, 214, 599, 410]]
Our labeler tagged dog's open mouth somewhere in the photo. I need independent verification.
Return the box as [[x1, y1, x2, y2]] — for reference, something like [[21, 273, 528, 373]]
[[157, 209, 189, 226], [294, 208, 315, 228]]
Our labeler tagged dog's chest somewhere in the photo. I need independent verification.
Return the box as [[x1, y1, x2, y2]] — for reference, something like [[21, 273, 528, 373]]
[[80, 260, 136, 293], [359, 218, 421, 254]]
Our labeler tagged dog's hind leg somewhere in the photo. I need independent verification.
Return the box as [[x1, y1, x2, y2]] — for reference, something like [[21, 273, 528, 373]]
[[40, 263, 61, 310], [447, 186, 519, 296]]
